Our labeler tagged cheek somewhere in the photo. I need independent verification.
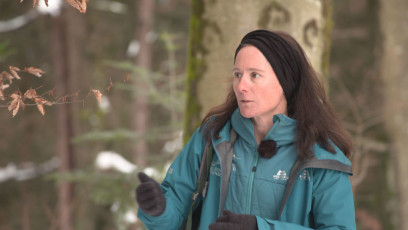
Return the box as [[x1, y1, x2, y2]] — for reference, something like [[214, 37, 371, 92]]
[[263, 85, 285, 102], [232, 81, 239, 94]]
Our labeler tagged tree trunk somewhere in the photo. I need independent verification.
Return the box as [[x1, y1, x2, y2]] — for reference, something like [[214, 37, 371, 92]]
[[380, 0, 408, 229], [51, 9, 75, 230], [65, 6, 88, 229], [184, 0, 333, 140], [132, 0, 155, 167]]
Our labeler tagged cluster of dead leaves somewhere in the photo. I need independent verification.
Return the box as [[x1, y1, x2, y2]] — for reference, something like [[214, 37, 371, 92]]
[[22, 0, 89, 13], [8, 88, 53, 117], [0, 66, 44, 99], [1, 66, 104, 117], [0, 66, 48, 117]]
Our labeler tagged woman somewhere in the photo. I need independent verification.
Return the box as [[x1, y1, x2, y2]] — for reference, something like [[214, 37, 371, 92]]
[[136, 30, 356, 229]]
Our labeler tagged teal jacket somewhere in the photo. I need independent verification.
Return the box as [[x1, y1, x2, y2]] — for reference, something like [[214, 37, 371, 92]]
[[138, 109, 356, 229]]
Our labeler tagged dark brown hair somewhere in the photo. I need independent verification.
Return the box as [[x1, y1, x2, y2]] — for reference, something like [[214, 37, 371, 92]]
[[200, 30, 352, 159]]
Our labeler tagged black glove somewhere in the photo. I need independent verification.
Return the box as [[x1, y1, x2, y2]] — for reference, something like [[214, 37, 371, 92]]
[[209, 210, 257, 230], [135, 172, 166, 216]]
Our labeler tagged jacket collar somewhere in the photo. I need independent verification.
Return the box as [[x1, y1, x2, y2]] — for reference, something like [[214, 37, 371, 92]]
[[230, 108, 297, 148]]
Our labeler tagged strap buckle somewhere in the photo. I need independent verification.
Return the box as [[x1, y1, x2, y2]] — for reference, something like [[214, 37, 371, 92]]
[[192, 192, 199, 201], [202, 181, 209, 198]]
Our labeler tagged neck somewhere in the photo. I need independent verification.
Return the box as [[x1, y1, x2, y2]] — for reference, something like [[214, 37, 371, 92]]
[[252, 117, 274, 145]]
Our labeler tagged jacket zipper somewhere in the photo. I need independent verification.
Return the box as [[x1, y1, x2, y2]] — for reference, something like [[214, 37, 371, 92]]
[[246, 151, 259, 214]]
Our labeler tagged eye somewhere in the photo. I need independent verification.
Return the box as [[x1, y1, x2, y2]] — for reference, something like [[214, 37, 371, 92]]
[[233, 71, 242, 78], [251, 72, 260, 78]]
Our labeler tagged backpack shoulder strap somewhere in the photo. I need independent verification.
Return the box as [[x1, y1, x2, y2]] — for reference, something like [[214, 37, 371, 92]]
[[218, 129, 237, 215], [185, 141, 214, 229], [185, 129, 237, 229], [278, 156, 353, 220]]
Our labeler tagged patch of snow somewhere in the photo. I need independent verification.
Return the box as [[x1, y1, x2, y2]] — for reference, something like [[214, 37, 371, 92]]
[[95, 151, 137, 173], [127, 40, 140, 58], [143, 167, 161, 179], [37, 0, 63, 17], [162, 131, 182, 154], [99, 96, 111, 113], [0, 157, 59, 183]]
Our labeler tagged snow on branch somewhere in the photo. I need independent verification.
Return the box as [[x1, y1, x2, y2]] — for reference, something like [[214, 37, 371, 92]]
[[0, 157, 59, 183], [0, 9, 39, 33]]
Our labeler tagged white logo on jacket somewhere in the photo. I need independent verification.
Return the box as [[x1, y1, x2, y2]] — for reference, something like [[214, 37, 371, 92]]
[[210, 159, 221, 177], [299, 169, 311, 181], [273, 170, 289, 181], [232, 154, 239, 172]]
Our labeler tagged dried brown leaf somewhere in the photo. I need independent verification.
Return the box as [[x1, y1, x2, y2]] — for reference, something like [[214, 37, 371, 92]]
[[92, 89, 102, 104], [33, 97, 52, 115], [37, 102, 45, 115], [34, 98, 44, 115], [106, 78, 113, 92], [8, 98, 17, 111], [24, 88, 37, 99], [24, 67, 45, 77], [1, 71, 13, 84], [0, 82, 4, 101], [10, 92, 20, 100], [1, 79, 9, 101], [8, 92, 23, 117], [0, 79, 9, 89], [33, 0, 39, 8], [1, 84, 9, 90], [65, 0, 87, 13], [12, 100, 20, 117], [35, 97, 53, 106], [9, 66, 21, 80]]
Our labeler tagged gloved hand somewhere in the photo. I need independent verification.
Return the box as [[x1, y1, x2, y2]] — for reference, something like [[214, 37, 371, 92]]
[[209, 210, 257, 230], [135, 172, 166, 216]]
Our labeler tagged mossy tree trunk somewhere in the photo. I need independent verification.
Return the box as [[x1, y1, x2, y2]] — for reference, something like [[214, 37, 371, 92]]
[[184, 0, 333, 141], [380, 0, 408, 229]]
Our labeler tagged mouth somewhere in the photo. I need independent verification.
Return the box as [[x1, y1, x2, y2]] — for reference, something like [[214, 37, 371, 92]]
[[240, 99, 252, 103]]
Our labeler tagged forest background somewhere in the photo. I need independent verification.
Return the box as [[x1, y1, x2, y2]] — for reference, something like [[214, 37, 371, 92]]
[[0, 0, 407, 230]]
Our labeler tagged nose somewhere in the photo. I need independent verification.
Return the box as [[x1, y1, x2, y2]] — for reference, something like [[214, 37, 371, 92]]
[[237, 75, 250, 92]]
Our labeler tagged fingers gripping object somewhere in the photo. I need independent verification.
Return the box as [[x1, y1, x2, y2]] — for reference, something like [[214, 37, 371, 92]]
[[209, 210, 257, 230], [135, 172, 166, 217]]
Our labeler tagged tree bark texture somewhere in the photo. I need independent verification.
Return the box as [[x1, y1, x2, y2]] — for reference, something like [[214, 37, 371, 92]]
[[380, 0, 408, 229], [133, 0, 155, 167], [51, 9, 75, 230], [65, 6, 89, 229], [184, 0, 332, 140]]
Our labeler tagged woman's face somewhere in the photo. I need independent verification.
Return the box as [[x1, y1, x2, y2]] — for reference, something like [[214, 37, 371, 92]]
[[233, 45, 287, 123]]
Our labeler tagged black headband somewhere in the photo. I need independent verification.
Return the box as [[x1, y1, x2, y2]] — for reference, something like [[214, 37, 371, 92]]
[[234, 30, 301, 102]]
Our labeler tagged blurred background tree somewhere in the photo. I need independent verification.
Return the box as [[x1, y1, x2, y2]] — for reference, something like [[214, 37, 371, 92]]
[[379, 0, 408, 229], [1, 0, 190, 229], [1, 0, 407, 229]]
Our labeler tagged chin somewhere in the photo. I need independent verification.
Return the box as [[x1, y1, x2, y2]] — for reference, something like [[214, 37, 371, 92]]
[[239, 109, 255, 119]]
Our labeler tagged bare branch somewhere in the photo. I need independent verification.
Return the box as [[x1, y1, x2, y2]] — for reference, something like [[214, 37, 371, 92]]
[[0, 9, 39, 33]]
